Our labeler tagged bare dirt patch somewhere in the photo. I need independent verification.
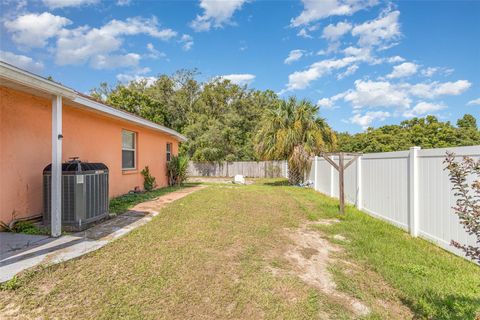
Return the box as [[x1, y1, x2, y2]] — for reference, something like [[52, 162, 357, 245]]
[[187, 177, 254, 184], [315, 218, 341, 225], [271, 220, 370, 317], [267, 218, 414, 319], [1, 303, 20, 319], [333, 234, 348, 242]]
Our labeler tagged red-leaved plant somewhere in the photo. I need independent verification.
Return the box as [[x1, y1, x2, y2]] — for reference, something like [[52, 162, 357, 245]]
[[444, 152, 480, 263]]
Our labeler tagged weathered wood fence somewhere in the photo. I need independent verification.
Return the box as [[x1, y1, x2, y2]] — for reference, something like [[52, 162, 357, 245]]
[[188, 160, 287, 178], [308, 145, 480, 261]]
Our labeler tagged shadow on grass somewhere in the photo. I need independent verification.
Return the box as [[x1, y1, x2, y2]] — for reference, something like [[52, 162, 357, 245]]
[[401, 290, 480, 320], [109, 183, 201, 215], [258, 179, 290, 186]]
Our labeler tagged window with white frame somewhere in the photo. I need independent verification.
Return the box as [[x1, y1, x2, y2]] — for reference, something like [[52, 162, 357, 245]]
[[122, 130, 136, 170], [166, 143, 172, 162]]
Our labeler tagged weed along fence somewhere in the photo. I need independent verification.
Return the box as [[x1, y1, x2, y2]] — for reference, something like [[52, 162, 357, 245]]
[[188, 160, 288, 178], [309, 145, 480, 260]]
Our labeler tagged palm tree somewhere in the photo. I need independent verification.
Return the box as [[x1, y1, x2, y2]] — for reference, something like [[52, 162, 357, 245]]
[[255, 97, 336, 185]]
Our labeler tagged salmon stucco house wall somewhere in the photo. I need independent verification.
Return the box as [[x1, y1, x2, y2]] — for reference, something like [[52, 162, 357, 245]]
[[0, 62, 186, 236]]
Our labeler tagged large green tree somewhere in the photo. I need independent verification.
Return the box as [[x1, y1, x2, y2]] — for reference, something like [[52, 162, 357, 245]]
[[91, 71, 279, 162], [338, 114, 480, 153], [255, 97, 336, 185]]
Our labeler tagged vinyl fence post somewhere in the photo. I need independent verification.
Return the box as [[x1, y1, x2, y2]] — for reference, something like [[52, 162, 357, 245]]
[[356, 155, 363, 210], [409, 146, 421, 236], [313, 156, 318, 190], [285, 160, 288, 179]]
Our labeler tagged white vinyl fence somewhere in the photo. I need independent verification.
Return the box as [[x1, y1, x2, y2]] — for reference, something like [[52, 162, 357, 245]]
[[309, 145, 480, 260], [188, 160, 288, 178]]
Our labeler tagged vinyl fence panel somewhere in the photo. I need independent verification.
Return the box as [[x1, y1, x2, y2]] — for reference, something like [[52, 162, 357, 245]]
[[361, 151, 410, 229], [416, 146, 479, 256], [310, 145, 480, 260], [314, 158, 332, 195]]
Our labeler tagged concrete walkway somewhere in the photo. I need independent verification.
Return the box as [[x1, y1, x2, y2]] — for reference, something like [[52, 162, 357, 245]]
[[0, 185, 204, 283]]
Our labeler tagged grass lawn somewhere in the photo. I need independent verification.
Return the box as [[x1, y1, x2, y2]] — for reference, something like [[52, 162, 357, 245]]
[[1, 180, 478, 319]]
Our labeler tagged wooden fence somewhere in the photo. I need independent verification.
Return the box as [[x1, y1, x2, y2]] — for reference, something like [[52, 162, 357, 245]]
[[188, 160, 287, 178]]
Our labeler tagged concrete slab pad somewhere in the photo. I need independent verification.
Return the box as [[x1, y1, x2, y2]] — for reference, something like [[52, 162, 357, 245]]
[[0, 233, 50, 260]]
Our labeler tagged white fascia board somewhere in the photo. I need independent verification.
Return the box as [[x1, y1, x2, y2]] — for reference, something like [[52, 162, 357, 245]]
[[0, 61, 76, 99], [73, 95, 187, 142]]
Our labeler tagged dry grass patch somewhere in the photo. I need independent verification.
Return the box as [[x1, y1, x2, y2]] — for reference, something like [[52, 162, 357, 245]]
[[0, 184, 353, 319], [2, 180, 475, 319]]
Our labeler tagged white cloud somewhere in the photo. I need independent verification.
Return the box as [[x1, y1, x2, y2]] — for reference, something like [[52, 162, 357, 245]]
[[297, 28, 312, 38], [337, 64, 358, 79], [180, 34, 194, 51], [387, 62, 418, 78], [420, 66, 454, 77], [408, 80, 471, 99], [351, 9, 401, 48], [322, 21, 352, 41], [146, 43, 166, 59], [284, 49, 305, 64], [190, 0, 247, 32], [386, 55, 405, 63], [322, 79, 471, 122], [221, 73, 255, 86], [421, 67, 438, 78], [117, 73, 156, 86], [116, 0, 131, 5], [90, 53, 140, 69], [4, 12, 71, 48], [284, 47, 375, 91], [403, 101, 446, 118], [55, 17, 176, 66], [317, 98, 334, 109], [291, 0, 378, 27], [344, 80, 411, 109], [0, 50, 44, 73], [350, 111, 390, 129], [317, 92, 345, 109], [43, 0, 98, 9], [117, 67, 155, 85], [285, 57, 355, 90], [467, 98, 480, 106]]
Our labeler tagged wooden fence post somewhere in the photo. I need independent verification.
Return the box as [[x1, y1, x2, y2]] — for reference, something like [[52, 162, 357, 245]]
[[409, 146, 421, 236]]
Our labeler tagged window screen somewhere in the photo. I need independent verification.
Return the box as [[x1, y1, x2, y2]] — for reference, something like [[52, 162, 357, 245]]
[[122, 130, 136, 169], [166, 143, 172, 162]]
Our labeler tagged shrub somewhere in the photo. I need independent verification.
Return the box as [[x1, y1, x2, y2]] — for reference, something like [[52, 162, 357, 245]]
[[444, 152, 480, 263], [167, 155, 189, 186], [141, 166, 157, 191]]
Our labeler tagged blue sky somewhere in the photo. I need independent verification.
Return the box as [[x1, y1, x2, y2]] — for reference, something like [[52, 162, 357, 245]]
[[1, 0, 479, 133]]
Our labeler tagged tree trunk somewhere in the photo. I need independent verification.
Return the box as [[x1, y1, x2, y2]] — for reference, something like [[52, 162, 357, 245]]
[[287, 160, 303, 185]]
